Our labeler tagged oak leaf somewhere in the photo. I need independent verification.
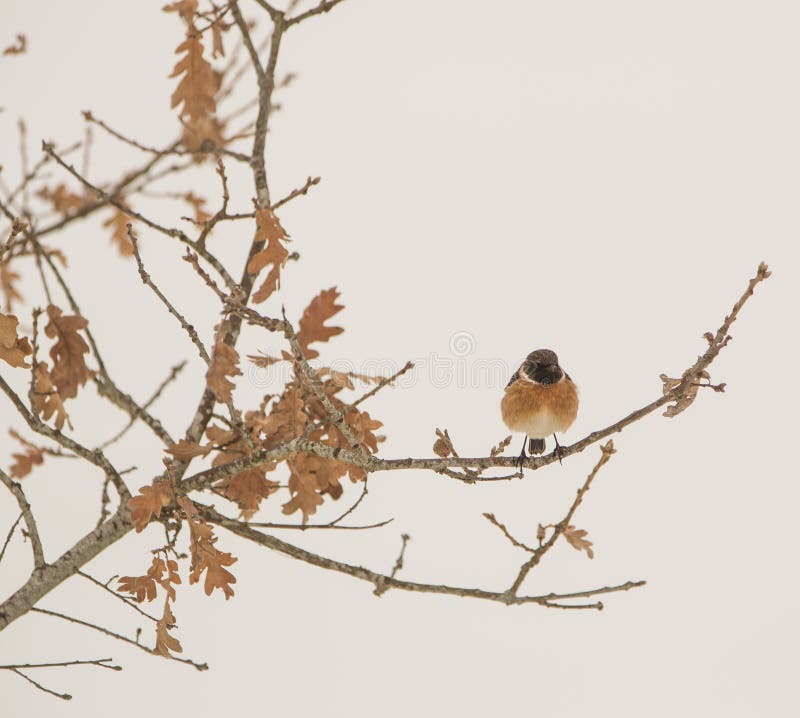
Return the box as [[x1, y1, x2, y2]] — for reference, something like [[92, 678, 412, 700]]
[[433, 428, 454, 458], [0, 263, 23, 312], [163, 0, 198, 24], [296, 287, 344, 359], [44, 305, 90, 399], [153, 599, 183, 658], [216, 467, 280, 520], [183, 191, 210, 223], [563, 525, 594, 559], [206, 321, 241, 403], [247, 351, 282, 368], [257, 384, 307, 447], [179, 497, 237, 599], [247, 208, 289, 304], [36, 184, 85, 216], [2, 34, 26, 56], [119, 556, 181, 602], [169, 30, 217, 139], [282, 454, 328, 523], [490, 435, 513, 458], [661, 370, 710, 418], [166, 439, 213, 462], [8, 430, 44, 479], [128, 481, 172, 532], [32, 362, 72, 431], [0, 313, 32, 368], [102, 208, 134, 256]]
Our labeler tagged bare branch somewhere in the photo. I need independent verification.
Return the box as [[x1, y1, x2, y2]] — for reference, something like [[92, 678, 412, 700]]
[[76, 570, 158, 623], [97, 361, 187, 451], [0, 470, 44, 568], [0, 512, 23, 563], [206, 504, 644, 607], [30, 607, 208, 671], [508, 441, 616, 595], [286, 0, 347, 28], [128, 227, 211, 365], [483, 513, 535, 553], [7, 668, 72, 701]]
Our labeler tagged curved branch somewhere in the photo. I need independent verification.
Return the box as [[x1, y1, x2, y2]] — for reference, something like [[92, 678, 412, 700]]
[[0, 468, 45, 568], [205, 504, 644, 607]]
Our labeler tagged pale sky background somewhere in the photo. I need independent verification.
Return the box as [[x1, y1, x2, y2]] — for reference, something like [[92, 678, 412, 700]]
[[1, 1, 799, 716]]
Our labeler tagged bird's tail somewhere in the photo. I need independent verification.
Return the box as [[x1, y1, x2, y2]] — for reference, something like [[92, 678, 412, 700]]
[[528, 438, 546, 455]]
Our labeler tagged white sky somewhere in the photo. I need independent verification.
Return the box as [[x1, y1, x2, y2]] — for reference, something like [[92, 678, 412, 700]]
[[1, 1, 799, 716]]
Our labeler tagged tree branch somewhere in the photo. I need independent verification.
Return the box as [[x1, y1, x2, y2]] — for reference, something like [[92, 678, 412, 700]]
[[0, 468, 45, 568], [205, 504, 644, 607]]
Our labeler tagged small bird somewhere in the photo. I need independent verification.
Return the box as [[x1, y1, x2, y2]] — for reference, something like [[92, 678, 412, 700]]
[[501, 349, 578, 468]]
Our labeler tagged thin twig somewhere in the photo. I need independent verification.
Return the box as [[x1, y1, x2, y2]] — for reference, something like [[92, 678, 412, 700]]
[[128, 227, 211, 364], [76, 570, 158, 622], [374, 533, 410, 596], [286, 0, 347, 27], [0, 467, 45, 568], [97, 361, 187, 450], [483, 513, 535, 553], [507, 441, 617, 596], [0, 512, 24, 563], [30, 607, 207, 671], [206, 505, 643, 607], [349, 361, 414, 409], [7, 668, 72, 700]]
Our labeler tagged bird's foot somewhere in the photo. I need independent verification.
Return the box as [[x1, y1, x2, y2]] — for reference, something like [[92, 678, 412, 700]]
[[551, 434, 567, 466]]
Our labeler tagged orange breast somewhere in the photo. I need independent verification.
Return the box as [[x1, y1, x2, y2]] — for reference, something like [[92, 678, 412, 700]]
[[501, 378, 579, 436]]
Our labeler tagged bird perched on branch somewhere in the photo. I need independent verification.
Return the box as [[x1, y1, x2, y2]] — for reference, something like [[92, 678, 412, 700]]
[[501, 349, 578, 469]]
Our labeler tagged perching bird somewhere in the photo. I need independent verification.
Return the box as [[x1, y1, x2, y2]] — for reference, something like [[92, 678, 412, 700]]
[[501, 349, 578, 468]]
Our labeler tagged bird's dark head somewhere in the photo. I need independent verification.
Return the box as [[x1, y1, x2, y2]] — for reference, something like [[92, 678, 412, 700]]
[[522, 348, 563, 385]]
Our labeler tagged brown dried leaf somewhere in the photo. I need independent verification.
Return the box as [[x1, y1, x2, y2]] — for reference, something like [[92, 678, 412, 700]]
[[216, 467, 280, 520], [247, 208, 290, 304], [661, 370, 710, 418], [490, 435, 513, 458], [206, 321, 241, 403], [211, 20, 225, 59], [183, 191, 210, 223], [169, 30, 217, 136], [178, 496, 237, 599], [8, 430, 44, 479], [36, 184, 86, 216], [128, 481, 172, 532], [166, 439, 213, 461], [296, 287, 344, 359], [256, 383, 307, 447], [563, 525, 594, 559], [0, 263, 23, 312], [2, 34, 26, 56], [163, 0, 198, 24], [102, 208, 134, 256], [282, 454, 329, 523], [433, 428, 454, 458], [32, 362, 72, 431], [326, 368, 354, 390], [247, 351, 282, 368], [153, 599, 183, 657], [117, 573, 158, 603], [44, 304, 90, 399], [119, 556, 180, 604], [0, 313, 32, 368]]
